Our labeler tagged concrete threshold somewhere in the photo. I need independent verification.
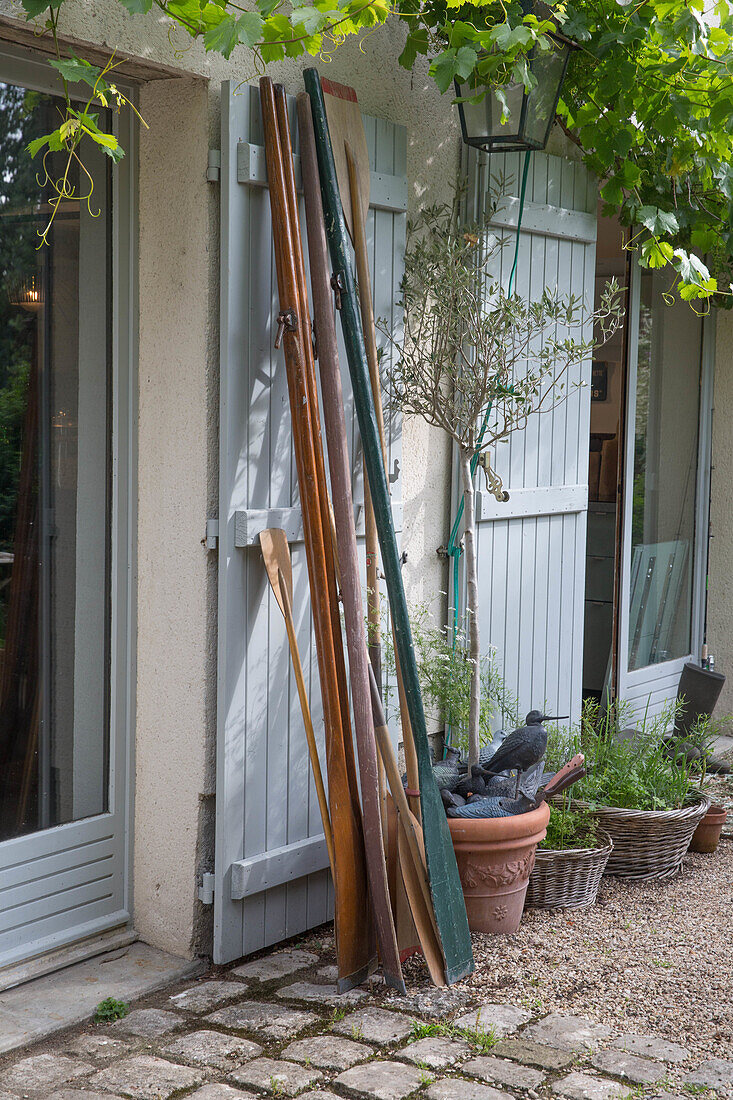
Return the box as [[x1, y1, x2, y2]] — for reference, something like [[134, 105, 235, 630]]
[[0, 939, 205, 1056]]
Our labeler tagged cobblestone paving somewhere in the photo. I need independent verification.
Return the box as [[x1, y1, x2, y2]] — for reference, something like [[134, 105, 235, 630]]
[[1, 931, 731, 1100]]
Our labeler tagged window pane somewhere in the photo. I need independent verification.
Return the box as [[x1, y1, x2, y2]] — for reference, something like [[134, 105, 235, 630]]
[[628, 271, 702, 671], [0, 81, 111, 839]]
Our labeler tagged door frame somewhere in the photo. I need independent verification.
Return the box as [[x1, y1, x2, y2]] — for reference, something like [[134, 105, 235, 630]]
[[0, 41, 137, 970], [615, 256, 715, 714]]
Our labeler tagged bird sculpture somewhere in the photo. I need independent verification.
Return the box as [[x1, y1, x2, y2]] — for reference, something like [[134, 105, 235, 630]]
[[455, 765, 489, 801], [480, 710, 567, 795], [446, 754, 585, 818], [440, 788, 466, 811]]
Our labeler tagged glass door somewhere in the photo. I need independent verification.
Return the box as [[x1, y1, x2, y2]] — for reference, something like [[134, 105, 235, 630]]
[[617, 260, 713, 717], [0, 48, 134, 971]]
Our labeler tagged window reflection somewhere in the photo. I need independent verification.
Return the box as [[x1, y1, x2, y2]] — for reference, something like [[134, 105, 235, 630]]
[[0, 81, 111, 840], [628, 272, 702, 670]]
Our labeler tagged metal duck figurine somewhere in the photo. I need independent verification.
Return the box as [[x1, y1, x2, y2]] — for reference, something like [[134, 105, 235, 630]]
[[446, 754, 586, 818]]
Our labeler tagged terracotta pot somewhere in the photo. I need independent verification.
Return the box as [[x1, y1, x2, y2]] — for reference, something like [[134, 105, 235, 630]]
[[689, 803, 728, 853], [447, 802, 550, 934]]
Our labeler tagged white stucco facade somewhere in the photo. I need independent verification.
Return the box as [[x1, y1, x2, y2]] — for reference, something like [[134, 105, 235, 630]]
[[0, 0, 461, 958], [0, 0, 728, 965]]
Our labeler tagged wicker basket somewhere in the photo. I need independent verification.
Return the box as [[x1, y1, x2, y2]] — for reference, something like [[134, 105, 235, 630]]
[[586, 792, 711, 881], [525, 830, 613, 910]]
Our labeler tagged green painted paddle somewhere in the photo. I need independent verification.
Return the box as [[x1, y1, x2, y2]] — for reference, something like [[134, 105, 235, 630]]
[[303, 68, 474, 985]]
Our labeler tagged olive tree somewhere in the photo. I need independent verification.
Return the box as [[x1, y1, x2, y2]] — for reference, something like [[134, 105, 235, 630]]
[[384, 196, 621, 768]]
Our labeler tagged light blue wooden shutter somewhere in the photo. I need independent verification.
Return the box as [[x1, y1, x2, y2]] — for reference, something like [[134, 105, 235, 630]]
[[456, 149, 597, 723], [215, 81, 407, 964]]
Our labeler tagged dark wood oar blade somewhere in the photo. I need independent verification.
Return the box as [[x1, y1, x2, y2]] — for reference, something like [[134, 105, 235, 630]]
[[304, 69, 474, 985], [296, 90, 404, 995], [259, 76, 374, 991]]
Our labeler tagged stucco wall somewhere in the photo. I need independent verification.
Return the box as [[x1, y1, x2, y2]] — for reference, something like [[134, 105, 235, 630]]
[[708, 312, 733, 713], [0, 1, 461, 957]]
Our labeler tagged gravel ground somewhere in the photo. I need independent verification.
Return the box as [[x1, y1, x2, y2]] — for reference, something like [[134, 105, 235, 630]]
[[392, 771, 733, 1067]]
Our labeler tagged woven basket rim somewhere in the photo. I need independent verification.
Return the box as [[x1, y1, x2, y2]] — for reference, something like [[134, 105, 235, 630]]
[[536, 829, 614, 859], [570, 791, 711, 823]]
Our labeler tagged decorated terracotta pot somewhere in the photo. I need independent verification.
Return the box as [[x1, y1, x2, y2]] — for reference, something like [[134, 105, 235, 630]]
[[447, 802, 550, 934]]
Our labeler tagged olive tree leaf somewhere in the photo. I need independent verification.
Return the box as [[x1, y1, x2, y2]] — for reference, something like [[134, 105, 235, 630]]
[[116, 0, 153, 13]]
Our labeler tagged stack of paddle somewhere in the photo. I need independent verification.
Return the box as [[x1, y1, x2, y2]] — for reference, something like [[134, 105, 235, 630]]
[[258, 74, 474, 992]]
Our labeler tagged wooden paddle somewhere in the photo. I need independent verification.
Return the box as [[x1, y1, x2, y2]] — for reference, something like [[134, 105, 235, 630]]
[[260, 77, 375, 992], [259, 528, 336, 876], [296, 89, 404, 995], [322, 80, 422, 817], [306, 69, 474, 984], [322, 80, 384, 698], [368, 664, 446, 987]]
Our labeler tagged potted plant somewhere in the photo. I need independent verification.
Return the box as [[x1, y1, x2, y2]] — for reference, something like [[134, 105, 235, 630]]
[[548, 699, 710, 880], [684, 714, 731, 854], [525, 798, 613, 910], [382, 194, 621, 931]]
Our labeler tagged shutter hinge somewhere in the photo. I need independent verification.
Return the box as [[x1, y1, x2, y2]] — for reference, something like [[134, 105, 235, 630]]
[[205, 519, 219, 551], [207, 150, 221, 182], [198, 872, 215, 905]]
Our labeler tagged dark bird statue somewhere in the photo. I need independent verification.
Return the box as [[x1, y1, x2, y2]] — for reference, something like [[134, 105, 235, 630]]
[[480, 710, 567, 793], [446, 754, 585, 818], [455, 765, 488, 800], [440, 788, 466, 811]]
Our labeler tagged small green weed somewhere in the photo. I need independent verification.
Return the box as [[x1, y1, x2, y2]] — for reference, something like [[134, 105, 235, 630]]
[[270, 1076, 285, 1095], [331, 1007, 347, 1022], [419, 1071, 435, 1087], [92, 997, 130, 1024], [408, 1018, 497, 1055]]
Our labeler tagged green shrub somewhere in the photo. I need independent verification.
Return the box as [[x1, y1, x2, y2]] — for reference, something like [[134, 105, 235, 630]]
[[546, 697, 697, 812], [92, 997, 130, 1024], [541, 799, 599, 850]]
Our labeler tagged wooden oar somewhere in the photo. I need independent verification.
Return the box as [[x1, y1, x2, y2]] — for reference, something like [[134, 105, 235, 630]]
[[368, 664, 446, 987], [305, 69, 474, 985], [259, 528, 335, 876], [322, 79, 384, 697], [296, 89, 404, 995], [322, 80, 421, 818], [259, 76, 375, 992]]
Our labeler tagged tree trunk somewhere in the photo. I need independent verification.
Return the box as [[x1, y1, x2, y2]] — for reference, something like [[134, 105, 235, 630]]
[[459, 448, 481, 768]]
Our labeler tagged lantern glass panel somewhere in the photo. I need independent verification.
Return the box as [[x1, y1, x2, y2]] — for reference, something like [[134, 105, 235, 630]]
[[524, 42, 571, 145]]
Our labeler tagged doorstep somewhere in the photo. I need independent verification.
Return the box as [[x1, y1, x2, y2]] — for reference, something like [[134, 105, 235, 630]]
[[0, 939, 205, 1055]]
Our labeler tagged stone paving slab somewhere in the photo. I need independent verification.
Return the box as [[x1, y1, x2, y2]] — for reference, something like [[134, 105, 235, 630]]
[[455, 1004, 531, 1038], [187, 1087, 259, 1099], [684, 1058, 733, 1090], [552, 1071, 632, 1100], [232, 951, 319, 983], [608, 1034, 689, 1064], [397, 1037, 472, 1070], [275, 981, 368, 1007], [425, 1080, 512, 1100], [332, 1008, 414, 1045], [162, 1029, 262, 1071], [110, 1008, 185, 1039], [492, 1040, 575, 1071], [282, 1035, 373, 1070], [299, 1091, 342, 1100], [60, 1033, 132, 1063], [463, 1055, 546, 1091], [229, 1056, 323, 1095], [170, 980, 246, 1014], [591, 1049, 667, 1084], [335, 1060, 425, 1100], [523, 1015, 612, 1053], [316, 966, 339, 981], [3, 1051, 93, 1092], [89, 1054, 205, 1099], [383, 990, 472, 1020], [204, 1001, 319, 1040], [48, 1092, 127, 1100]]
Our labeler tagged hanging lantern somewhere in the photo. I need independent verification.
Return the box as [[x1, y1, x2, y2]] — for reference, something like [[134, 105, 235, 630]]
[[8, 274, 44, 312], [455, 11, 575, 154]]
